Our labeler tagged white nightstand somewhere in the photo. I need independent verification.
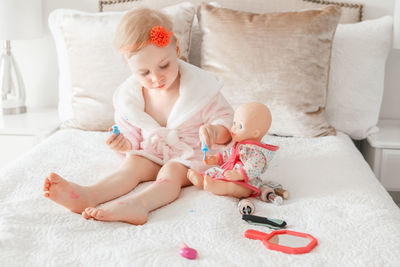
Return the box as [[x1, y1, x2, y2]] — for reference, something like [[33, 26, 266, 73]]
[[361, 119, 400, 191], [0, 108, 60, 169]]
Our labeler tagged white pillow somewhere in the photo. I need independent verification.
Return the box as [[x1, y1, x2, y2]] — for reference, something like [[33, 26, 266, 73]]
[[326, 16, 393, 140], [48, 2, 196, 130]]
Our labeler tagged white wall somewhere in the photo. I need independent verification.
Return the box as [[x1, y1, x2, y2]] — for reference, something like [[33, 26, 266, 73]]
[[361, 0, 400, 120], [9, 0, 400, 119]]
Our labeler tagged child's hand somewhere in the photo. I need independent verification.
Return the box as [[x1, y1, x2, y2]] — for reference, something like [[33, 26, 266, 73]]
[[198, 124, 217, 149], [204, 155, 219, 165], [224, 170, 243, 181], [106, 128, 132, 152]]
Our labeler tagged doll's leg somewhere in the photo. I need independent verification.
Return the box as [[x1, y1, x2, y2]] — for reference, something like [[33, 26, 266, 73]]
[[203, 176, 253, 198], [187, 167, 220, 189], [83, 161, 190, 225], [186, 169, 204, 188], [43, 155, 160, 214]]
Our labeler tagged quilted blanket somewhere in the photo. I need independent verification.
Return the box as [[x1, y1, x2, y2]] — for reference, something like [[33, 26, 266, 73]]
[[1, 129, 399, 266]]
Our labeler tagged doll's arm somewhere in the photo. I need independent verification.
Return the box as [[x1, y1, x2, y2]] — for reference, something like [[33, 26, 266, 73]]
[[204, 155, 219, 165], [204, 146, 231, 166], [224, 148, 267, 182], [214, 146, 232, 165], [224, 170, 244, 181], [239, 152, 267, 183], [203, 146, 232, 166]]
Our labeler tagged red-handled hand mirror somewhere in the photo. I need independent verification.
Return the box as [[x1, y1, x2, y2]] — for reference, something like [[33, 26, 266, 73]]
[[245, 229, 318, 254]]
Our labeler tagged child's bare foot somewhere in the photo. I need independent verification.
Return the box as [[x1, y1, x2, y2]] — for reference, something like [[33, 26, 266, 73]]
[[82, 199, 148, 225], [43, 173, 94, 213], [187, 169, 204, 189]]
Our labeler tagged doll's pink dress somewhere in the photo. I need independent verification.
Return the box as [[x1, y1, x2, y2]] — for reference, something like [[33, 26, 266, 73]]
[[113, 60, 233, 173], [203, 140, 279, 197]]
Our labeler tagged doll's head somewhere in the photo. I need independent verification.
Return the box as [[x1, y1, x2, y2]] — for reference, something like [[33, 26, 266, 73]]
[[115, 8, 180, 91], [231, 102, 272, 143]]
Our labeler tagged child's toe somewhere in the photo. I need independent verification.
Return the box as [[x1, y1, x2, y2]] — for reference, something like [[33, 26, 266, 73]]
[[93, 209, 103, 218], [48, 173, 61, 183], [85, 207, 95, 216], [81, 210, 91, 220], [43, 178, 50, 187]]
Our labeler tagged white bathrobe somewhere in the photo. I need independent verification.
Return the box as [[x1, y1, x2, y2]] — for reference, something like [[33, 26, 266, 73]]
[[113, 60, 233, 172]]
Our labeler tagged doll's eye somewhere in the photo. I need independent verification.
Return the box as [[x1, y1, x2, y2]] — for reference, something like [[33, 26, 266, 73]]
[[239, 124, 242, 129]]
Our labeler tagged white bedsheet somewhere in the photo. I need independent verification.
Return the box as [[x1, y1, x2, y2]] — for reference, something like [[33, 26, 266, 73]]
[[1, 129, 399, 266]]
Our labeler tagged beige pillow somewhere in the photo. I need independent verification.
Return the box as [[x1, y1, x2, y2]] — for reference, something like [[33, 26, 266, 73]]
[[49, 2, 196, 131], [100, 0, 362, 67], [198, 3, 341, 137]]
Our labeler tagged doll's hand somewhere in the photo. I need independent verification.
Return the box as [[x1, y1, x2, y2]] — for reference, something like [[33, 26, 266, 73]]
[[224, 170, 243, 181], [106, 128, 132, 152], [198, 124, 218, 149], [204, 155, 219, 165]]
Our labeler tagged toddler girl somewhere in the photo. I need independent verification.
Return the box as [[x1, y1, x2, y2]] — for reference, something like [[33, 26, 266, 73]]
[[43, 8, 233, 225]]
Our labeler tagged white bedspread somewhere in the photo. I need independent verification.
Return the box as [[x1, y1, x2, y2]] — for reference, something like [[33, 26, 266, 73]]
[[1, 129, 399, 266]]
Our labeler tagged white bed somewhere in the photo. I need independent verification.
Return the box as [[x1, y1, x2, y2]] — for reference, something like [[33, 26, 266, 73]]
[[1, 0, 400, 266], [1, 129, 400, 266]]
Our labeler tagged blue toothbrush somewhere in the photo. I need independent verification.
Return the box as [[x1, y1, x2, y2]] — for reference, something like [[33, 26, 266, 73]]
[[201, 140, 209, 160]]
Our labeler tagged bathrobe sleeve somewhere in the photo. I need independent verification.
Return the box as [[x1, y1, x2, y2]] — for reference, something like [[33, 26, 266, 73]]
[[201, 93, 233, 130], [114, 111, 143, 150]]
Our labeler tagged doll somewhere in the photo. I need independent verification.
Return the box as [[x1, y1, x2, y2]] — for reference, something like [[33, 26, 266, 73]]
[[187, 102, 279, 198]]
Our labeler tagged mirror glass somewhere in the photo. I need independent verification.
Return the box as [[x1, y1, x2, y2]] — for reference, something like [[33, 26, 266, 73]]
[[268, 233, 311, 248]]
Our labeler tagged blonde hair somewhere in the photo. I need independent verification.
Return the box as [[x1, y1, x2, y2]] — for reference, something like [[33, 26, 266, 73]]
[[115, 8, 177, 58]]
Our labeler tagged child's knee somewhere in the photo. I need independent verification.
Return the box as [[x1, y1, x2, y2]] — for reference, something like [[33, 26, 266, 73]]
[[157, 161, 189, 185]]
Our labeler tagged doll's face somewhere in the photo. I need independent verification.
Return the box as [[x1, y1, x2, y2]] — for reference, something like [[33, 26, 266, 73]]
[[230, 119, 247, 142], [230, 103, 272, 143], [231, 112, 259, 142], [126, 42, 180, 91]]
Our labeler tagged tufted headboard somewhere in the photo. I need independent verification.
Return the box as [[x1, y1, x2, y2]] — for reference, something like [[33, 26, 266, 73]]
[[98, 0, 363, 23]]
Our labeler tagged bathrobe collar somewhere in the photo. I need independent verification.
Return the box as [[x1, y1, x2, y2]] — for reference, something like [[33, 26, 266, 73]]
[[114, 60, 224, 129]]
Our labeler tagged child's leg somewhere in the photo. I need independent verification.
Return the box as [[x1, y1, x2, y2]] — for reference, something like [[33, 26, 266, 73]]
[[88, 155, 160, 204], [83, 161, 190, 225], [43, 155, 160, 214], [203, 176, 253, 198]]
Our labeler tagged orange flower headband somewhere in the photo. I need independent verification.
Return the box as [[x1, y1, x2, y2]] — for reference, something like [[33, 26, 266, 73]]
[[120, 25, 173, 53]]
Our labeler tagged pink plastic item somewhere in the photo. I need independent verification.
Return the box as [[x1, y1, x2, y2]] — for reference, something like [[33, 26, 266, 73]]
[[245, 229, 318, 254], [179, 243, 197, 260]]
